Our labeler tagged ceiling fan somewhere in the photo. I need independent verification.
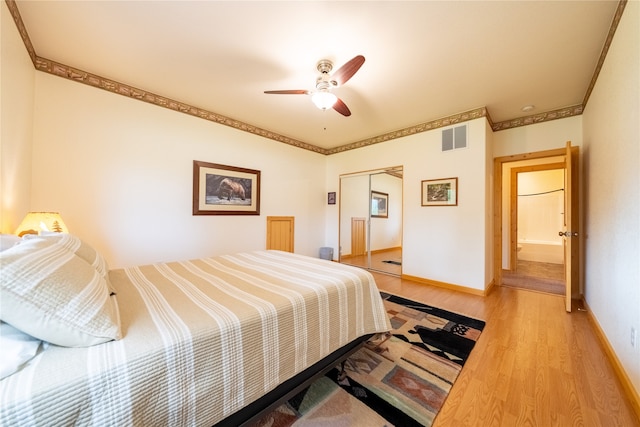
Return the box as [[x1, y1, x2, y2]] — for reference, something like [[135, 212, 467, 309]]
[[264, 55, 365, 117]]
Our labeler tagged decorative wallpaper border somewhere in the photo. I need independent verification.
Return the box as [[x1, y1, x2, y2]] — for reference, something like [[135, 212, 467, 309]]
[[583, 0, 627, 107], [5, 0, 626, 156], [491, 105, 584, 132], [326, 107, 488, 155], [5, 0, 35, 63], [33, 56, 325, 155]]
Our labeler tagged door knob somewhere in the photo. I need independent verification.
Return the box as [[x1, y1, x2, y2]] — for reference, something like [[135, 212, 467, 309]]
[[558, 231, 578, 237]]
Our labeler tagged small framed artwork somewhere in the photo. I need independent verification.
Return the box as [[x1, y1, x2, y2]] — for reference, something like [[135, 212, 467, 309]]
[[193, 160, 260, 215], [328, 192, 336, 205], [421, 177, 458, 206], [371, 191, 389, 218]]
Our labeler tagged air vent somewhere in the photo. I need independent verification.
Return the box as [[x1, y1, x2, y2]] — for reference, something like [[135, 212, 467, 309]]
[[442, 125, 467, 151]]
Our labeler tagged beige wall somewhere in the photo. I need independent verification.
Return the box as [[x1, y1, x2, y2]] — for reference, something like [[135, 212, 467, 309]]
[[29, 72, 327, 268], [582, 0, 640, 397], [493, 115, 583, 157], [327, 118, 492, 291], [1, 1, 35, 233]]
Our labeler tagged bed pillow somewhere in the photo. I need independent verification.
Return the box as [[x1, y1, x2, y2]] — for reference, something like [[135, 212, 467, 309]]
[[0, 322, 43, 379], [23, 233, 114, 292], [24, 233, 110, 278], [0, 235, 121, 347], [0, 234, 21, 252]]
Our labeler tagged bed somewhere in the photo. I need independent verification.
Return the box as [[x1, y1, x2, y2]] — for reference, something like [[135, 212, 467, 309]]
[[0, 234, 391, 426]]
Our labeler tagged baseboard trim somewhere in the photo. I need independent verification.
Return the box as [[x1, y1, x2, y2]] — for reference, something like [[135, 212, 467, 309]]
[[370, 246, 401, 255], [401, 274, 491, 296], [583, 299, 640, 420], [340, 247, 401, 260]]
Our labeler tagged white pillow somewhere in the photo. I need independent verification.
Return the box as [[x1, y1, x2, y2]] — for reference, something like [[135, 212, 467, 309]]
[[0, 235, 121, 347], [23, 233, 110, 279], [0, 322, 43, 380], [0, 234, 21, 252]]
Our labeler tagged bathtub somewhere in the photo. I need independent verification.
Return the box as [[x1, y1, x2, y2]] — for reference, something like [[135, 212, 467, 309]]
[[517, 239, 564, 264]]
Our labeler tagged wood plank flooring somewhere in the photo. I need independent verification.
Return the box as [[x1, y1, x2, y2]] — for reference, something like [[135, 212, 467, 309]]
[[371, 272, 640, 427], [502, 260, 565, 295], [340, 248, 402, 276]]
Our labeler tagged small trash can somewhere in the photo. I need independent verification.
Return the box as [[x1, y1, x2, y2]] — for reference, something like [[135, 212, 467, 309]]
[[319, 247, 334, 261]]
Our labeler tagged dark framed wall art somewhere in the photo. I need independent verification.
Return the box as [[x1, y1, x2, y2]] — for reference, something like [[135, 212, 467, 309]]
[[371, 191, 389, 218], [421, 177, 458, 206], [193, 160, 261, 215]]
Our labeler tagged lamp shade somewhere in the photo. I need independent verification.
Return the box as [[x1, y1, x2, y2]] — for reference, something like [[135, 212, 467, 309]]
[[14, 212, 69, 237], [311, 91, 337, 110]]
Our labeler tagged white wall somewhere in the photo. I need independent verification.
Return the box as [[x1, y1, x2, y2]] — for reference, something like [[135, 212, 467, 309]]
[[517, 169, 564, 245], [582, 0, 640, 398], [339, 173, 369, 256], [327, 119, 492, 291], [369, 173, 402, 251], [30, 72, 327, 268], [493, 115, 583, 158], [484, 119, 494, 286], [0, 1, 35, 233]]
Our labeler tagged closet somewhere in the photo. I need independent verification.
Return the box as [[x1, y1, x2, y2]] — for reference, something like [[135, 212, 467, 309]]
[[339, 166, 403, 275]]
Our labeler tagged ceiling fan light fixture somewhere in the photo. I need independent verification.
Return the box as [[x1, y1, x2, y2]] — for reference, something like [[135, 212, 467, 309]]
[[311, 91, 337, 110]]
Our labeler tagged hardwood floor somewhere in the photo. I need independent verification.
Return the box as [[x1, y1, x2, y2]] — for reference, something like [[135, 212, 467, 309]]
[[502, 260, 565, 295], [340, 248, 402, 276], [371, 272, 640, 427]]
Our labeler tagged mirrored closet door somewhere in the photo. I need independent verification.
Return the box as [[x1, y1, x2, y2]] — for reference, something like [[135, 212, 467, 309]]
[[339, 167, 403, 275]]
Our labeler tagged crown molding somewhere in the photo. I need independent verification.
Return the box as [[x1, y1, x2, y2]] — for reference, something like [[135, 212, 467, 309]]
[[326, 107, 489, 155], [5, 0, 625, 156], [33, 56, 326, 155], [491, 105, 584, 132], [582, 0, 627, 107], [5, 0, 36, 64]]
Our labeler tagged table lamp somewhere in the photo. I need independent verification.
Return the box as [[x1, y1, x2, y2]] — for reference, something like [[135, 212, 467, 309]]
[[14, 212, 69, 237]]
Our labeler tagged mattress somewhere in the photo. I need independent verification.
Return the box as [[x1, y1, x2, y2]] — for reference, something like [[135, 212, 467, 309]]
[[0, 250, 391, 426]]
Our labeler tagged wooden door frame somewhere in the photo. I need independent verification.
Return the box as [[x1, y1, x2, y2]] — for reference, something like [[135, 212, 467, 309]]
[[493, 145, 580, 296]]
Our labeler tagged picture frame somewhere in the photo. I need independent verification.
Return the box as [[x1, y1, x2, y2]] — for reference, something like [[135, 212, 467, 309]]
[[421, 177, 458, 206], [193, 160, 260, 215], [371, 191, 389, 218], [327, 192, 336, 205]]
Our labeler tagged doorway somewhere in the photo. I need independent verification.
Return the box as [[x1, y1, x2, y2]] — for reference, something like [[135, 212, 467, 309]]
[[503, 164, 565, 295], [339, 166, 403, 276], [494, 144, 580, 311]]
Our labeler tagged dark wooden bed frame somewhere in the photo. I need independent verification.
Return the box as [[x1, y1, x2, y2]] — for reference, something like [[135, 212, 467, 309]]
[[213, 333, 373, 427]]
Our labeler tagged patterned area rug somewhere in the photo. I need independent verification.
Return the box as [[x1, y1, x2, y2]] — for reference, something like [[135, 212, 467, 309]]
[[250, 292, 486, 426]]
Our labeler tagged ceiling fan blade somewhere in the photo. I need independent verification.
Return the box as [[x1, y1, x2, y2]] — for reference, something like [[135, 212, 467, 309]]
[[333, 98, 351, 117], [331, 55, 365, 86], [264, 90, 310, 95]]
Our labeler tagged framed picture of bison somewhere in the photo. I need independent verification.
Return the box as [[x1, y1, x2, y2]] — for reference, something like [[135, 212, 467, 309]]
[[193, 160, 261, 215], [421, 177, 457, 206]]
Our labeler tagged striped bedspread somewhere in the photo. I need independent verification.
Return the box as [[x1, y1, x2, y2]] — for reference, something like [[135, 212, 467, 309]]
[[0, 250, 391, 426]]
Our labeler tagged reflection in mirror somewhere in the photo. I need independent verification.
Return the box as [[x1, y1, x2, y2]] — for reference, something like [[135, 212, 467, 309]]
[[339, 167, 402, 275]]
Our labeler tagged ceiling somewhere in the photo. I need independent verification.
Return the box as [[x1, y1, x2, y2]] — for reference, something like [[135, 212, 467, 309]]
[[12, 1, 622, 153]]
